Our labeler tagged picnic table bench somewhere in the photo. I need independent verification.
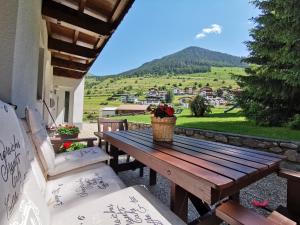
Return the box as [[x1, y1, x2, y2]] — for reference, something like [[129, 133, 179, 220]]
[[104, 129, 287, 223]]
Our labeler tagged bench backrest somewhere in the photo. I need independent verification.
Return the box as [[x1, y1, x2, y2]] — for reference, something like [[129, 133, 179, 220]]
[[97, 118, 128, 133], [25, 107, 56, 172], [0, 100, 50, 225]]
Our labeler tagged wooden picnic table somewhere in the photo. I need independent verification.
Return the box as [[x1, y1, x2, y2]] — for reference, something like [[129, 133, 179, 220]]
[[103, 129, 286, 222]]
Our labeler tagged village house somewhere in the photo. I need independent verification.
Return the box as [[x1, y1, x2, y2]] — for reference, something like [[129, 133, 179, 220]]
[[199, 87, 213, 97], [101, 107, 118, 117], [146, 88, 168, 103], [173, 87, 184, 95], [119, 94, 138, 103], [116, 104, 150, 115]]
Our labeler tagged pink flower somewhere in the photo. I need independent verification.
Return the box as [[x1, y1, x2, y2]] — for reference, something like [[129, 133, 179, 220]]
[[251, 199, 269, 207]]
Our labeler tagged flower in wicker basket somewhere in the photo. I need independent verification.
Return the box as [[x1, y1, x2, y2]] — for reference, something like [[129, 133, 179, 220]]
[[151, 104, 176, 142]]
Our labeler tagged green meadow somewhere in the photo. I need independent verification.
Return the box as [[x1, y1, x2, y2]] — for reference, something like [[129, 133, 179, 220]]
[[114, 108, 300, 141], [83, 67, 300, 141]]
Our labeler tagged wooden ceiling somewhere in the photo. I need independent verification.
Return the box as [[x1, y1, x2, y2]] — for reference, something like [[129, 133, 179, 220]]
[[42, 0, 134, 79]]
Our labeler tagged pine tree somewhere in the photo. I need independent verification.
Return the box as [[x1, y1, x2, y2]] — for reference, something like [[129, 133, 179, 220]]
[[237, 0, 300, 126]]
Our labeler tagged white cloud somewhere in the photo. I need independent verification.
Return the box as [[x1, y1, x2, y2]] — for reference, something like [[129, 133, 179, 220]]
[[195, 33, 206, 39], [195, 24, 222, 39]]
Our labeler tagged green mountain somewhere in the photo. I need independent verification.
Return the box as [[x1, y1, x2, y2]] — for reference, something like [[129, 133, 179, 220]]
[[119, 46, 247, 76]]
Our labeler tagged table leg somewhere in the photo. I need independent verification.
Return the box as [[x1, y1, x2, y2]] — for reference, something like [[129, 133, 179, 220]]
[[139, 167, 144, 177], [287, 179, 300, 217], [229, 191, 240, 203], [149, 169, 157, 186], [188, 193, 211, 216], [98, 138, 102, 147], [110, 145, 119, 173], [170, 183, 188, 222]]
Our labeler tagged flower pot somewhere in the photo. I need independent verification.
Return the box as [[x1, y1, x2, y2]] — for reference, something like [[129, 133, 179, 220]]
[[59, 133, 79, 139], [151, 116, 176, 142]]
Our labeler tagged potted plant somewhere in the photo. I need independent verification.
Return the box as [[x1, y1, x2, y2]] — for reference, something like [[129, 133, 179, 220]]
[[151, 104, 176, 142], [57, 124, 80, 139]]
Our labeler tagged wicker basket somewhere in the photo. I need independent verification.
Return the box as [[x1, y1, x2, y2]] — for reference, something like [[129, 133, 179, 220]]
[[151, 116, 176, 142]]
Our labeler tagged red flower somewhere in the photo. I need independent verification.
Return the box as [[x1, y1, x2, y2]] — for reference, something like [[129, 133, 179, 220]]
[[166, 107, 174, 117], [63, 141, 72, 149]]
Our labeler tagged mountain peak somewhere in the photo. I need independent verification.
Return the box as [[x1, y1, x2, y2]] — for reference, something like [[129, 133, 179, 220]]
[[119, 46, 246, 76]]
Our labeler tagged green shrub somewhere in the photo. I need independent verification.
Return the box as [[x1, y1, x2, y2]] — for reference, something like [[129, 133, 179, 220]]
[[288, 114, 300, 130], [190, 95, 211, 117]]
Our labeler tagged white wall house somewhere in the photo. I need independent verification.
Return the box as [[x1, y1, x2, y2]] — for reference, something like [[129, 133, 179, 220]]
[[0, 0, 133, 128]]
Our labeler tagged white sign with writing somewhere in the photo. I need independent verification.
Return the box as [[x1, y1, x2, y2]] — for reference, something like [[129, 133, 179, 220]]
[[0, 101, 28, 225]]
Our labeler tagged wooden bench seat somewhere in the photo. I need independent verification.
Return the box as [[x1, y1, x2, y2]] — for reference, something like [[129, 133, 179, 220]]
[[216, 200, 296, 225], [278, 169, 300, 223]]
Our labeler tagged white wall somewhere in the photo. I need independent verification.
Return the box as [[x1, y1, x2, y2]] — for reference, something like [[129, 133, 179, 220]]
[[53, 76, 85, 128], [0, 0, 42, 117], [0, 0, 84, 126], [0, 1, 18, 103]]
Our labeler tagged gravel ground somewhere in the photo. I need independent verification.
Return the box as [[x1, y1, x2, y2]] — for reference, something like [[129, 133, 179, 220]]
[[118, 163, 287, 223]]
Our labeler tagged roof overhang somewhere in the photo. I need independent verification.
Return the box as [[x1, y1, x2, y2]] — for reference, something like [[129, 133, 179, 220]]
[[42, 0, 134, 79]]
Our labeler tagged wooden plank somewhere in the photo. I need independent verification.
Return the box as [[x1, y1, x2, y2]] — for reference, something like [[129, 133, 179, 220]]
[[170, 131, 285, 159], [131, 131, 269, 169], [140, 129, 285, 159], [51, 57, 89, 71], [278, 169, 300, 182], [128, 130, 260, 174], [138, 130, 279, 165], [48, 37, 97, 58], [42, 0, 112, 36], [268, 211, 297, 225], [119, 131, 252, 180], [53, 67, 85, 79], [216, 200, 276, 225], [104, 132, 234, 203]]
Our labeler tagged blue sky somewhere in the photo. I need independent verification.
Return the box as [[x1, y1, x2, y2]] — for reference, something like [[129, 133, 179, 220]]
[[89, 0, 260, 76]]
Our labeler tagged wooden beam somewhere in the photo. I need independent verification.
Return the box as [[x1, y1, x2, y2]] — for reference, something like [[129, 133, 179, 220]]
[[53, 67, 85, 79], [73, 30, 79, 44], [79, 0, 87, 12], [51, 57, 89, 72], [42, 0, 112, 36], [48, 37, 97, 58]]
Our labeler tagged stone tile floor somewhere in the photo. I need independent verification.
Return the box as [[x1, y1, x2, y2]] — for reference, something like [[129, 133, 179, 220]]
[[81, 122, 295, 223]]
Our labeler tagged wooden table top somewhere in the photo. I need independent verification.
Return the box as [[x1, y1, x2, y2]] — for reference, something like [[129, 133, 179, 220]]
[[103, 129, 286, 204]]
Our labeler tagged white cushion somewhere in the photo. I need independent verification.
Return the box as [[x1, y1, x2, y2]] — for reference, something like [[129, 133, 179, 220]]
[[51, 185, 186, 225], [8, 170, 50, 225], [0, 101, 30, 225], [31, 130, 56, 171], [25, 107, 46, 134], [48, 147, 111, 176], [45, 163, 125, 214]]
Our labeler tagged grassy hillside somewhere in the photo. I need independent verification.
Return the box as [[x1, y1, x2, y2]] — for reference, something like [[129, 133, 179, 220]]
[[83, 67, 244, 120], [85, 67, 244, 96]]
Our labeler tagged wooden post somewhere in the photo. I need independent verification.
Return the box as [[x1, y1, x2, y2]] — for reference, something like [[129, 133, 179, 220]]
[[287, 179, 300, 216], [229, 191, 240, 203], [149, 169, 157, 186], [110, 145, 119, 173], [170, 183, 188, 222]]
